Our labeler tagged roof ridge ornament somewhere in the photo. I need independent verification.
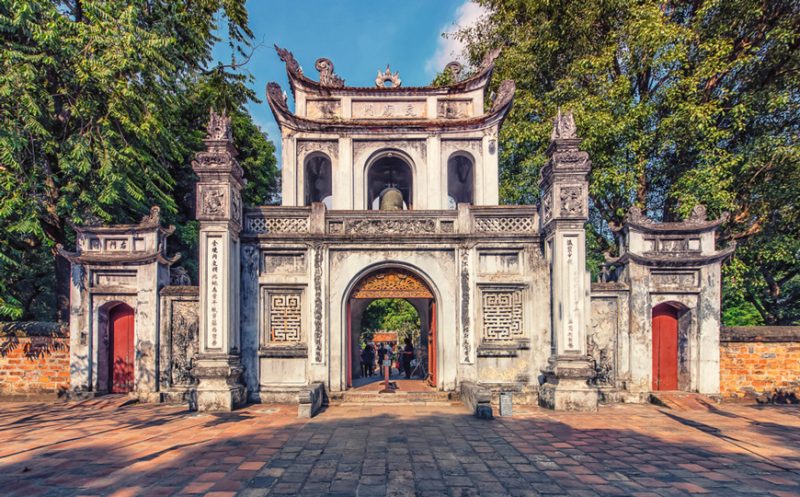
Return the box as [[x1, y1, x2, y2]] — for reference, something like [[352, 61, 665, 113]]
[[315, 58, 344, 87], [375, 65, 401, 88], [551, 108, 578, 140], [444, 61, 464, 81], [275, 45, 302, 76]]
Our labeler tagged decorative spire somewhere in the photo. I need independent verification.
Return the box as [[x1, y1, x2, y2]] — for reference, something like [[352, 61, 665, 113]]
[[551, 108, 578, 140], [315, 58, 344, 87], [375, 65, 401, 88], [206, 109, 232, 141]]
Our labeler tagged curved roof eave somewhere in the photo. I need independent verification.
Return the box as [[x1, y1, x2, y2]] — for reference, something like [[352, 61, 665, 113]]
[[266, 79, 515, 135]]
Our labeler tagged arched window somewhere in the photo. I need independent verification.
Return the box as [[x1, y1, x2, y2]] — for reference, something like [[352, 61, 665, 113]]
[[367, 153, 413, 210], [447, 153, 473, 209], [304, 153, 332, 207]]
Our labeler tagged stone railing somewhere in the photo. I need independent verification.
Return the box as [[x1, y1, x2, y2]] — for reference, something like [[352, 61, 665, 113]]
[[243, 204, 539, 237], [244, 207, 311, 234], [469, 206, 538, 234]]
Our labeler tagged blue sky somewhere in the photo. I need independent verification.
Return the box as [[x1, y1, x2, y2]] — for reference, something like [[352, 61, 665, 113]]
[[213, 0, 485, 164]]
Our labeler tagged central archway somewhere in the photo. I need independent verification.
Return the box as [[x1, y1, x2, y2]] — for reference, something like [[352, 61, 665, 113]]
[[345, 267, 437, 389]]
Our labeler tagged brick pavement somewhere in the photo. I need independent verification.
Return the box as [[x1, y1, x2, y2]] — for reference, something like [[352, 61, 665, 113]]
[[0, 400, 798, 496]]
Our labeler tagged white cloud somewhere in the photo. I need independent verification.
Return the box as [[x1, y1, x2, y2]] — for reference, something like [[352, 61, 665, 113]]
[[425, 1, 488, 76]]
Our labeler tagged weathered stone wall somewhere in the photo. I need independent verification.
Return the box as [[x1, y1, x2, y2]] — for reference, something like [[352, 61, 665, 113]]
[[720, 326, 800, 400], [0, 322, 69, 398]]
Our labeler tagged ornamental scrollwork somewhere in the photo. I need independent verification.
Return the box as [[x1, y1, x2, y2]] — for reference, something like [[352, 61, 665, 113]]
[[315, 58, 344, 87], [346, 219, 436, 235]]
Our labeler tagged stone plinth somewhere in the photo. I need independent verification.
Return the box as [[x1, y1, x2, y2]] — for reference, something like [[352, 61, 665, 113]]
[[192, 354, 246, 412], [539, 356, 598, 411]]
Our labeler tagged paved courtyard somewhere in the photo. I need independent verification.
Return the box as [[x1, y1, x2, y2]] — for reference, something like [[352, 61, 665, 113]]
[[0, 399, 799, 497]]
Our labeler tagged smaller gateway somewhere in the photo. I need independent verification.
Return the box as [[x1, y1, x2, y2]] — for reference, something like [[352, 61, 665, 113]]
[[61, 47, 734, 413]]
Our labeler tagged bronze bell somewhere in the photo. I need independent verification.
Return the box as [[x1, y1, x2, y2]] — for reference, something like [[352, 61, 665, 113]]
[[379, 187, 405, 210]]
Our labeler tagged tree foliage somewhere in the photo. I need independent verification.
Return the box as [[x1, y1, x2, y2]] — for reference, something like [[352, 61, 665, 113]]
[[361, 299, 421, 343], [0, 1, 279, 319], [455, 0, 800, 324]]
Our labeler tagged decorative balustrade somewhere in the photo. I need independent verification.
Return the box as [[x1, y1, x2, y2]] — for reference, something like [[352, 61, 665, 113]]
[[243, 205, 538, 236]]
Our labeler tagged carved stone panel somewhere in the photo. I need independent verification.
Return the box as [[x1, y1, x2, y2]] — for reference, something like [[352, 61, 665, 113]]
[[480, 286, 524, 341], [558, 185, 584, 217], [306, 99, 342, 120], [170, 301, 199, 385], [200, 185, 227, 218], [264, 289, 303, 343], [651, 270, 699, 288], [90, 269, 137, 287], [263, 252, 307, 274], [589, 298, 616, 385], [437, 99, 473, 119], [352, 100, 425, 119], [478, 252, 521, 275]]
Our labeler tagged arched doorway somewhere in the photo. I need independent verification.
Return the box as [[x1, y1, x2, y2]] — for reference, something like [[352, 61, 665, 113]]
[[346, 267, 437, 389], [109, 304, 135, 394], [652, 303, 679, 391]]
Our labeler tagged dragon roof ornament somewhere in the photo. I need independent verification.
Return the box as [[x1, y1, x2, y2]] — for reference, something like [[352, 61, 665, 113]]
[[273, 45, 502, 94], [315, 58, 344, 87]]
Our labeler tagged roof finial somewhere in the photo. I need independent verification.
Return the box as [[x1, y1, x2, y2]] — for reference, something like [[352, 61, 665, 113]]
[[551, 108, 577, 140], [206, 109, 232, 141], [375, 65, 402, 88]]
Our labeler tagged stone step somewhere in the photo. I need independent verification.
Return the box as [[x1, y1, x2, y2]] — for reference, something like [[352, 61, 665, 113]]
[[650, 391, 719, 411], [334, 390, 456, 405]]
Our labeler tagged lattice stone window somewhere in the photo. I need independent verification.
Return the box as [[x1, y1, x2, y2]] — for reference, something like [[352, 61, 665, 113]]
[[480, 286, 524, 341], [246, 217, 309, 234], [474, 216, 534, 233], [262, 288, 304, 343]]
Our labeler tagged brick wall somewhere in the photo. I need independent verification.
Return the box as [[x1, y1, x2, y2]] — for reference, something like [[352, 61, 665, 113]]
[[0, 322, 69, 398], [720, 326, 800, 401]]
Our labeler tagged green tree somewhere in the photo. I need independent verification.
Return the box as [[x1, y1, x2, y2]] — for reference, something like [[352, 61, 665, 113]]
[[361, 299, 421, 344], [0, 1, 279, 320], [454, 0, 800, 324]]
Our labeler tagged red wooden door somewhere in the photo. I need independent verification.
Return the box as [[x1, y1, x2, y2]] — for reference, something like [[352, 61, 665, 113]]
[[427, 301, 437, 387], [652, 304, 678, 391], [346, 301, 352, 388], [110, 305, 134, 393]]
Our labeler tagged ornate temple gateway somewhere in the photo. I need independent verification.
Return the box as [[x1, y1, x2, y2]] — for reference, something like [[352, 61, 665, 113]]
[[62, 47, 733, 412]]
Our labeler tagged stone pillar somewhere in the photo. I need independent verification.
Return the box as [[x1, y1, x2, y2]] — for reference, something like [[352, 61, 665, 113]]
[[538, 110, 598, 411], [191, 110, 246, 411]]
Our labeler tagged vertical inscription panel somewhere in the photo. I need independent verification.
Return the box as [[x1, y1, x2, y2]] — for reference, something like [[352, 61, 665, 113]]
[[561, 233, 582, 353], [204, 234, 224, 351]]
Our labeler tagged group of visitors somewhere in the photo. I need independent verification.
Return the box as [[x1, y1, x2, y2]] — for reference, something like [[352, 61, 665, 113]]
[[360, 338, 416, 379]]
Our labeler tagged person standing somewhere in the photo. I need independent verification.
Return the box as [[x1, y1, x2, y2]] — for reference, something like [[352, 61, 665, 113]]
[[360, 344, 373, 378], [377, 342, 387, 374], [402, 338, 415, 379]]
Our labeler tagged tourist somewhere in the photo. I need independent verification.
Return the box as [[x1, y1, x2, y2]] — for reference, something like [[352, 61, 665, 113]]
[[367, 341, 376, 376], [402, 338, 415, 379], [360, 344, 373, 378], [377, 342, 387, 374]]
